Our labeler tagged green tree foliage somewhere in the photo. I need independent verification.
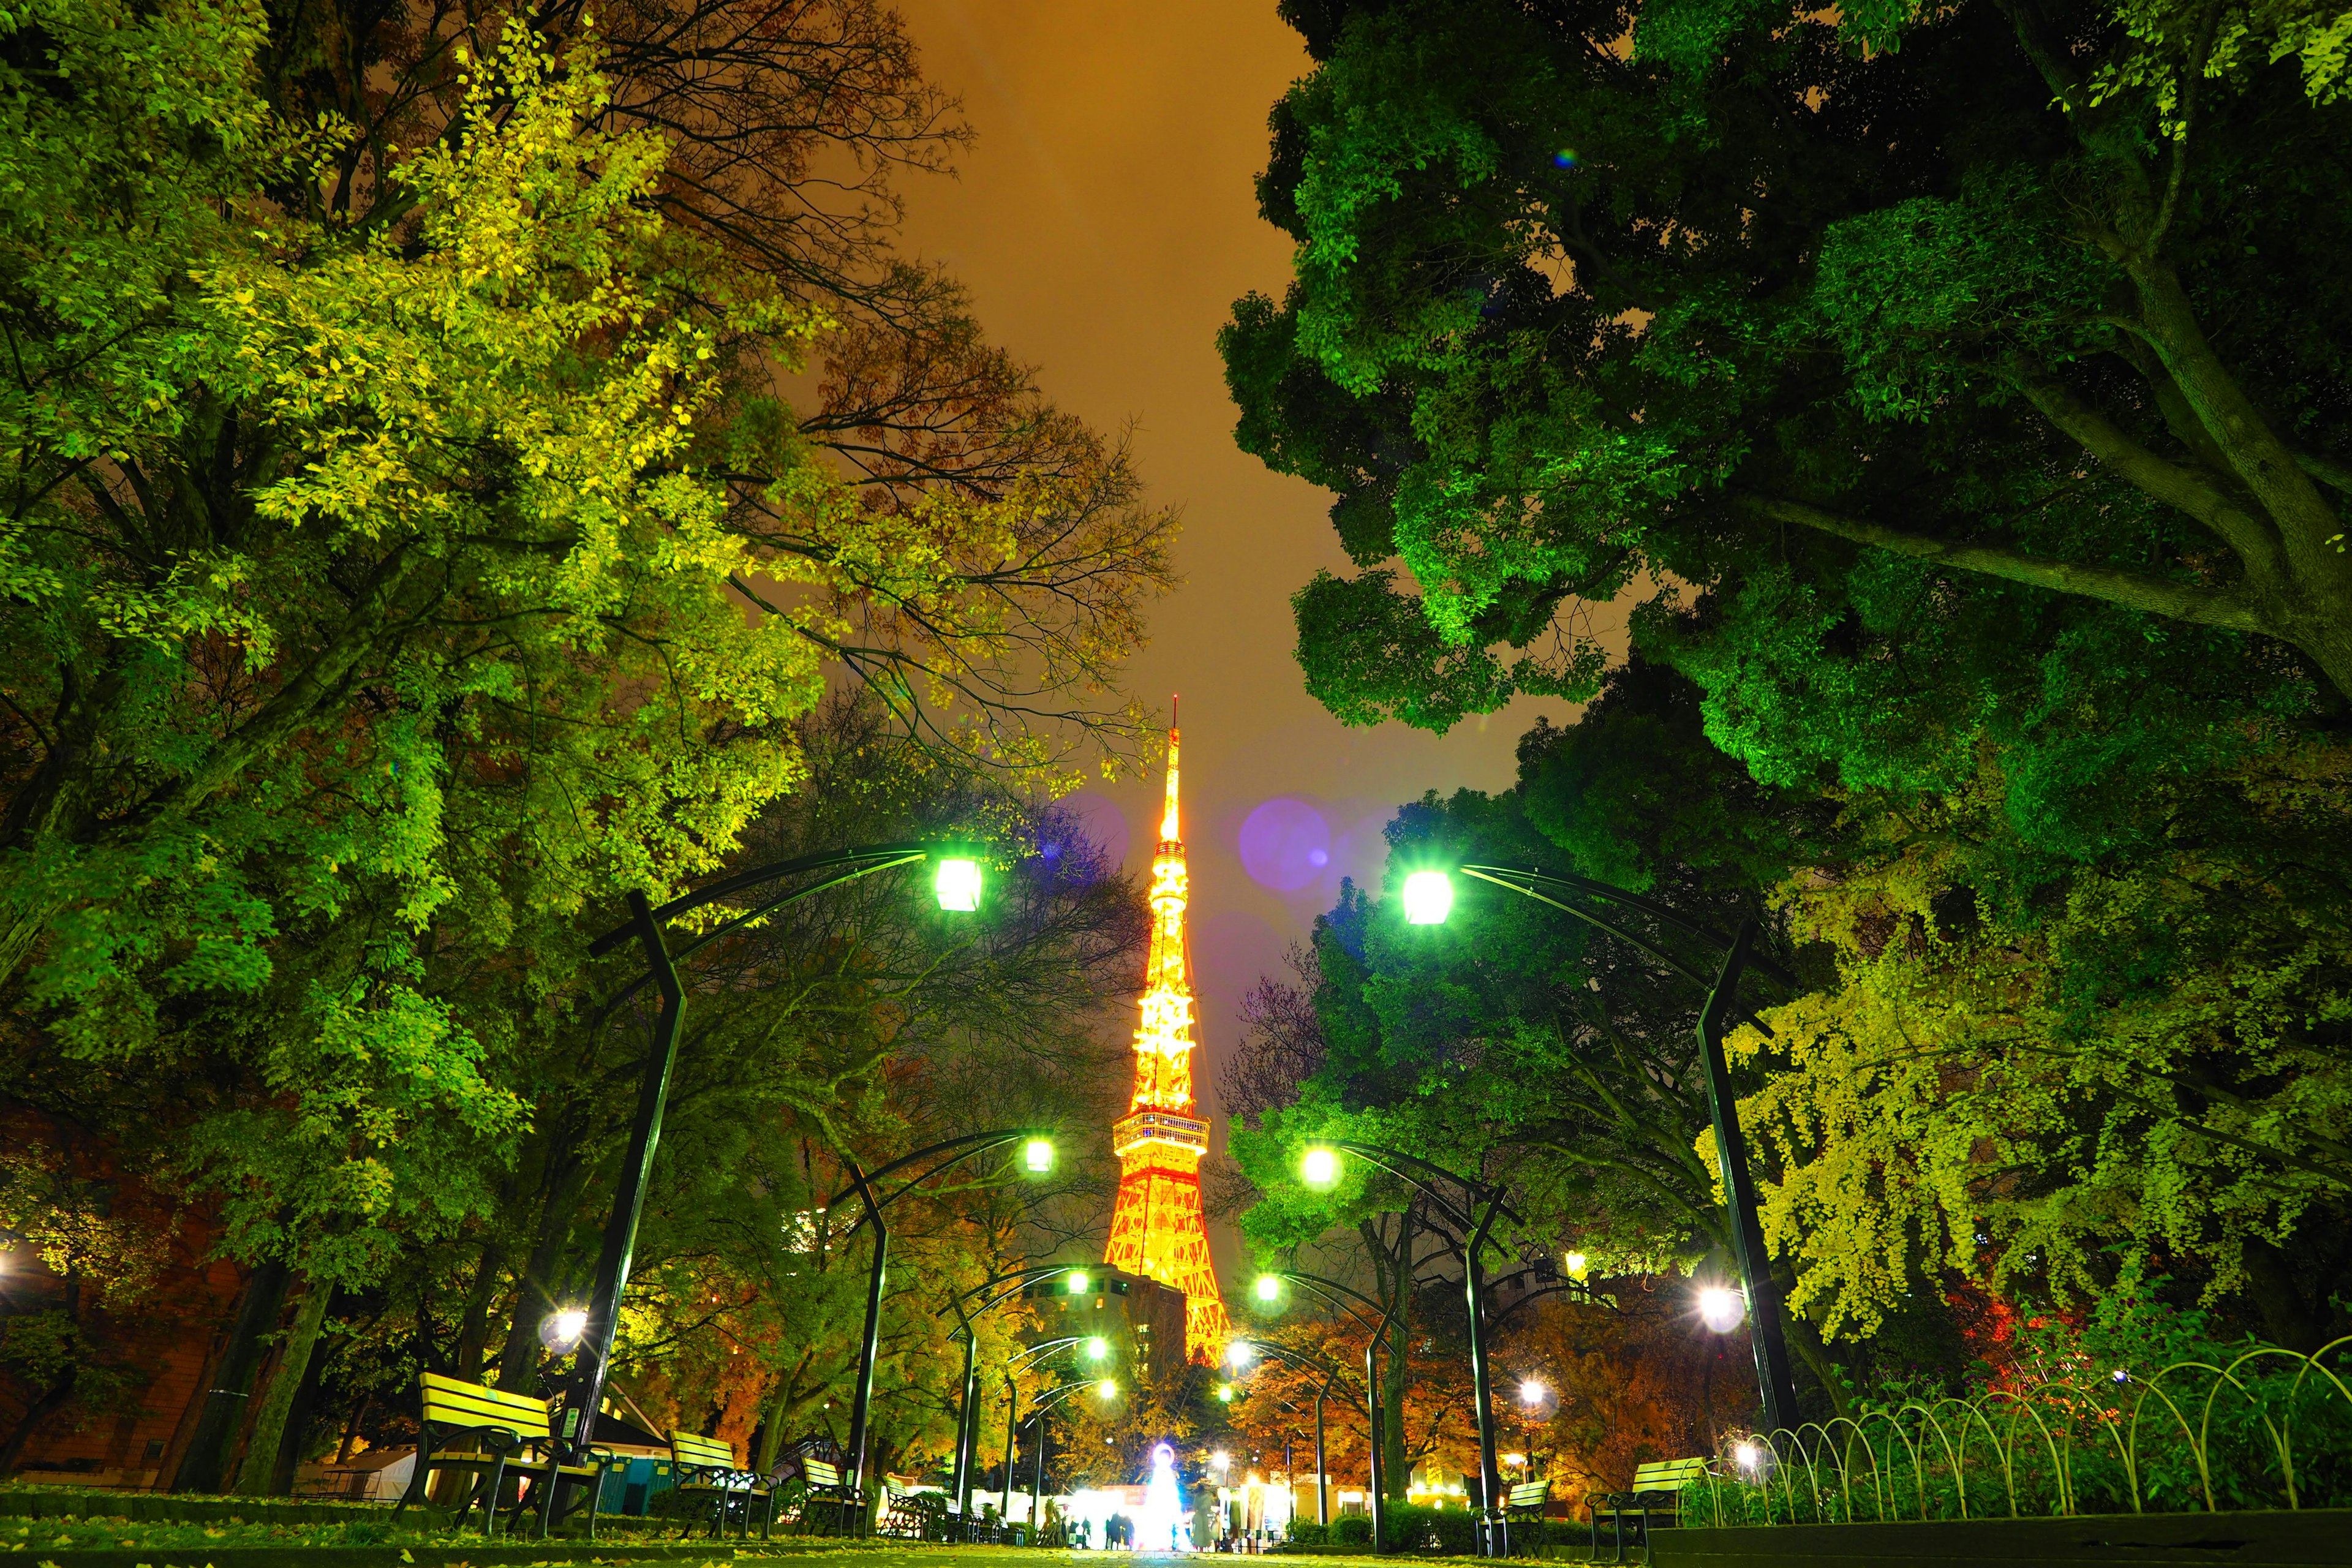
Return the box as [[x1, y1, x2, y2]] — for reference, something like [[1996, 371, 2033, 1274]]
[[1224, 0, 2352, 715], [1225, 0, 2352, 1387], [0, 0, 1172, 1487]]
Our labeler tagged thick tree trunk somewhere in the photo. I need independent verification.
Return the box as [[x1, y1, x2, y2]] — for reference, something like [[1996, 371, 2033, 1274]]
[[1777, 1292, 1855, 1422], [2241, 1237, 2328, 1354], [173, 1257, 290, 1493], [266, 1306, 333, 1495], [496, 1157, 582, 1393], [233, 1282, 332, 1495], [455, 1242, 505, 1384], [0, 1370, 78, 1475], [756, 1389, 793, 1474]]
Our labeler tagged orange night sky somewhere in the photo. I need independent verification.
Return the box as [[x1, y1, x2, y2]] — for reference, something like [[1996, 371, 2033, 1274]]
[[888, 1, 1577, 1268]]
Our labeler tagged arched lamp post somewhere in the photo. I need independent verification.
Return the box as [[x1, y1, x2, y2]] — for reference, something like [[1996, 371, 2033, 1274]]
[[559, 842, 989, 1473], [991, 1331, 1106, 1523], [1297, 1142, 1520, 1557], [1021, 1377, 1118, 1538], [826, 1129, 1061, 1522], [946, 1268, 1105, 1518], [1221, 1336, 1347, 1530], [1394, 864, 1801, 1435], [1245, 1270, 1403, 1548]]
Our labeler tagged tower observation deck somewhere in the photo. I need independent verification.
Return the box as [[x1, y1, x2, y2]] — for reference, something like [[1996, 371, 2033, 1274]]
[[1103, 710, 1229, 1359]]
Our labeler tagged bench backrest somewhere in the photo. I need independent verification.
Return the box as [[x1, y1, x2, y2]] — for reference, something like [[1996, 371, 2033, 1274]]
[[1630, 1457, 1711, 1492], [419, 1373, 551, 1442], [1507, 1480, 1549, 1507], [670, 1431, 737, 1472], [803, 1457, 843, 1488]]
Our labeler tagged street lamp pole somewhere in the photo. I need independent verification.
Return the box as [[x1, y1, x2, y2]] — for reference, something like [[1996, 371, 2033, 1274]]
[[948, 1274, 1098, 1520], [989, 1333, 1093, 1526], [1224, 1338, 1344, 1536], [565, 842, 984, 1466], [826, 1129, 1060, 1520], [1441, 864, 1802, 1434], [1256, 1269, 1403, 1552], [1302, 1142, 1520, 1557], [1019, 1379, 1109, 1540]]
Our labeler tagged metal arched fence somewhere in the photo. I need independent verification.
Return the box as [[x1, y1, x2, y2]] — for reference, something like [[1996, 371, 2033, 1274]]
[[1687, 1336, 2352, 1526]]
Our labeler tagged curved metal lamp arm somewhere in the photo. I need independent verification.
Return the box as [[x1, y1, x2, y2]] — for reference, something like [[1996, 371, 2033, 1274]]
[[1230, 1336, 1354, 1395], [1455, 865, 1792, 1035], [588, 841, 970, 1012], [1327, 1140, 1525, 1236], [1026, 1378, 1110, 1417], [1007, 1335, 1088, 1373], [1268, 1270, 1385, 1337], [1456, 865, 1796, 981], [823, 1127, 1059, 1235], [952, 1262, 1093, 1329], [1485, 1278, 1607, 1332]]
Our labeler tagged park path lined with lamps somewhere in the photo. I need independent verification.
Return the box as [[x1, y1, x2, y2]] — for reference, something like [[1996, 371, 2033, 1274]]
[[556, 842, 999, 1510], [1395, 864, 1802, 1437]]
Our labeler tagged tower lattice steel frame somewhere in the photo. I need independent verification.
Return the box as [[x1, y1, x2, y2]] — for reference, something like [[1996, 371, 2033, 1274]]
[[1103, 709, 1229, 1359]]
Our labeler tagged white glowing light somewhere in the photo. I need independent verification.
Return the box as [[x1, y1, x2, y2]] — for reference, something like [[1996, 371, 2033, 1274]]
[[1302, 1147, 1340, 1188], [1402, 870, 1454, 925], [1698, 1285, 1746, 1333], [1227, 1340, 1254, 1369], [540, 1307, 589, 1352], [1735, 1441, 1761, 1472], [933, 857, 982, 912]]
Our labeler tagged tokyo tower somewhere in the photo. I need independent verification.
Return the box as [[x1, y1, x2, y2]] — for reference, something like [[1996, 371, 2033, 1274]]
[[1104, 710, 1229, 1360]]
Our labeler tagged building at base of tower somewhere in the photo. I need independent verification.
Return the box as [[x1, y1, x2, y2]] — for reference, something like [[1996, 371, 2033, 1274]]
[[1102, 715, 1229, 1359]]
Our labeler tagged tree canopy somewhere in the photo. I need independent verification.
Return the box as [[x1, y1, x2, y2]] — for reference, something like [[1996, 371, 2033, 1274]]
[[1224, 0, 2352, 729]]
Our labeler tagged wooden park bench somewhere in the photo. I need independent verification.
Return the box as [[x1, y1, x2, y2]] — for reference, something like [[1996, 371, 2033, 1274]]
[[1588, 1456, 1711, 1561], [793, 1454, 863, 1536], [666, 1429, 775, 1540], [394, 1372, 610, 1539]]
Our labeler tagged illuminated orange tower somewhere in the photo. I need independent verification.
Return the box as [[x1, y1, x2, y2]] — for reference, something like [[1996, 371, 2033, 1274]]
[[1104, 709, 1229, 1360]]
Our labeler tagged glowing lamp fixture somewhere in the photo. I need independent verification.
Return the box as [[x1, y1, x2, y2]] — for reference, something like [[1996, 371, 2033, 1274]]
[[1301, 1147, 1340, 1189], [1698, 1285, 1746, 1333], [1254, 1274, 1283, 1303], [1066, 1270, 1090, 1294], [1226, 1340, 1254, 1370], [1401, 870, 1454, 925], [1518, 1378, 1547, 1408], [1085, 1336, 1110, 1362], [1217, 1384, 1235, 1403], [1734, 1441, 1762, 1472], [1023, 1138, 1055, 1174], [1211, 1450, 1231, 1474], [1563, 1251, 1589, 1278], [933, 856, 982, 912], [1097, 1379, 1118, 1400], [539, 1307, 589, 1353]]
